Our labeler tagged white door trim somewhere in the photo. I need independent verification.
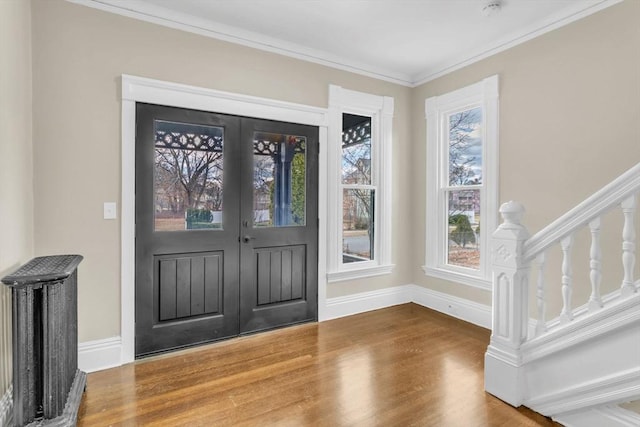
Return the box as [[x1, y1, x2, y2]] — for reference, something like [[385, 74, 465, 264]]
[[120, 74, 329, 364]]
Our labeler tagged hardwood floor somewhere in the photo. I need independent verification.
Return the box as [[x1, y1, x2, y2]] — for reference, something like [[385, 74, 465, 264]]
[[77, 304, 558, 426]]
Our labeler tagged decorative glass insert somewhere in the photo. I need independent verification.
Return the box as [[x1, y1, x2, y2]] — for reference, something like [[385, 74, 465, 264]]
[[342, 189, 374, 263], [342, 114, 372, 185], [447, 189, 481, 269], [253, 132, 306, 228], [448, 107, 482, 186], [153, 120, 224, 232]]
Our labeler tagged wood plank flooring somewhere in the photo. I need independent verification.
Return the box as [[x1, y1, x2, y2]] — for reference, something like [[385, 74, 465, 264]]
[[77, 304, 558, 426]]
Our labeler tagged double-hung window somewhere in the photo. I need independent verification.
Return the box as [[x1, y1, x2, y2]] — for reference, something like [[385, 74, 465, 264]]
[[327, 85, 394, 282], [424, 75, 499, 289]]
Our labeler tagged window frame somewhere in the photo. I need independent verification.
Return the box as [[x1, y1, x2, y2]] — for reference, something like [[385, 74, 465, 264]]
[[423, 75, 499, 290], [327, 85, 394, 282]]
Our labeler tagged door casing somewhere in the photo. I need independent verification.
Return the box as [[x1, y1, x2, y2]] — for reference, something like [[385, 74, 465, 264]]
[[121, 74, 329, 364]]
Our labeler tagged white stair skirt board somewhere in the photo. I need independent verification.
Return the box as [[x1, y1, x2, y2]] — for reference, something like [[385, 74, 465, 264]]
[[78, 336, 122, 373], [526, 367, 640, 416], [0, 385, 12, 427], [554, 404, 640, 427], [522, 295, 640, 416]]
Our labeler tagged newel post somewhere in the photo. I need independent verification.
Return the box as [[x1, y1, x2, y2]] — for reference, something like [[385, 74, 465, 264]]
[[484, 201, 531, 407]]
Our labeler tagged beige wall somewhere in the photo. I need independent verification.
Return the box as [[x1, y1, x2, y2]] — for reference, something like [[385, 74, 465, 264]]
[[412, 0, 640, 315], [29, 0, 639, 344], [31, 0, 413, 342], [0, 0, 34, 398]]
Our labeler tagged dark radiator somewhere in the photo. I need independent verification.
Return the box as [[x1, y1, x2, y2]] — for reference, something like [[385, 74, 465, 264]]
[[1, 255, 86, 426]]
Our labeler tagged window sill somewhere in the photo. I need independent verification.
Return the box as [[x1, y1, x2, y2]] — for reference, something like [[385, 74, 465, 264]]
[[421, 265, 491, 290], [327, 264, 395, 283]]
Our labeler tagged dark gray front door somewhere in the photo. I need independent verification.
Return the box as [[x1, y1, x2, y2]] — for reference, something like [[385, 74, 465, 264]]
[[135, 104, 318, 357], [239, 118, 318, 334]]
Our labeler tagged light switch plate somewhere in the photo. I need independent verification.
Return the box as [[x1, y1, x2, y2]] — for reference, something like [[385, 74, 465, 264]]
[[104, 202, 117, 220]]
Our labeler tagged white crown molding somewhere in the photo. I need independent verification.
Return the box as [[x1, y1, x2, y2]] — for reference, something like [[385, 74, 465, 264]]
[[412, 0, 624, 86], [67, 0, 622, 88], [67, 0, 413, 86]]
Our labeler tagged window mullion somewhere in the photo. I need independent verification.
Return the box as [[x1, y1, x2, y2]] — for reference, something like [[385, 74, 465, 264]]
[[442, 184, 483, 192], [342, 184, 377, 191]]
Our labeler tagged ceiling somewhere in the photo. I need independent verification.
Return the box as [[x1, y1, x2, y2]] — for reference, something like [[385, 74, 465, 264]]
[[75, 0, 620, 86]]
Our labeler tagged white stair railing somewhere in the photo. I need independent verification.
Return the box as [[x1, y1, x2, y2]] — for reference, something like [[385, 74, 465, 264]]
[[485, 162, 640, 407]]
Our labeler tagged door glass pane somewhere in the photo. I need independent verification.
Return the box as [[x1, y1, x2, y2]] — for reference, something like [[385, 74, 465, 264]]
[[154, 120, 224, 231], [342, 113, 371, 185], [253, 132, 306, 227], [342, 189, 374, 263], [448, 106, 482, 186], [447, 189, 480, 269]]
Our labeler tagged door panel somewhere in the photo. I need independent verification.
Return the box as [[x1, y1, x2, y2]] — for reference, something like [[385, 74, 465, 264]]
[[156, 252, 223, 321], [135, 104, 240, 357], [255, 245, 305, 305], [135, 105, 318, 356], [239, 119, 318, 334]]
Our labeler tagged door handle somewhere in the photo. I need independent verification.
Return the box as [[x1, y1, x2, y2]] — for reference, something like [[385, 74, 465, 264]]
[[242, 235, 255, 243]]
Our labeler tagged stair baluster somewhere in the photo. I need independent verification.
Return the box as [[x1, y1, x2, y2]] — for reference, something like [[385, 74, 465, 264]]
[[560, 235, 574, 323], [535, 252, 547, 336], [620, 194, 637, 297], [588, 217, 603, 312], [486, 163, 640, 413]]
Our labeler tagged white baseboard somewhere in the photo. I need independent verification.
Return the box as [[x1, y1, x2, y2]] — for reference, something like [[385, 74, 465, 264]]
[[323, 284, 492, 330], [410, 285, 491, 329], [77, 285, 490, 373], [554, 404, 640, 427], [0, 385, 12, 427], [323, 285, 413, 321], [78, 337, 122, 373]]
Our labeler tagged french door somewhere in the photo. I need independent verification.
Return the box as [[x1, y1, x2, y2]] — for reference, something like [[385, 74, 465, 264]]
[[135, 103, 318, 357]]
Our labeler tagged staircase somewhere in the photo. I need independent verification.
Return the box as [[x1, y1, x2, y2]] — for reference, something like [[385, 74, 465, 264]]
[[484, 163, 640, 426]]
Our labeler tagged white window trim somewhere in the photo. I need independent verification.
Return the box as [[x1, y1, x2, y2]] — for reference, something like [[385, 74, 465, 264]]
[[423, 75, 499, 290], [327, 85, 394, 282]]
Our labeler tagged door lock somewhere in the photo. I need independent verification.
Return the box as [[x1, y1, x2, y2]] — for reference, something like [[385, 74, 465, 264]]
[[242, 235, 255, 243]]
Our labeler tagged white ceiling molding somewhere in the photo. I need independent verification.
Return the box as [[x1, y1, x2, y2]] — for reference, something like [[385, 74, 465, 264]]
[[67, 0, 413, 86], [411, 0, 623, 86], [68, 0, 622, 88]]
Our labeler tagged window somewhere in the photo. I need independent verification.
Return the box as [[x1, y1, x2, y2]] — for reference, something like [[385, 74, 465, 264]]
[[424, 75, 499, 289], [327, 85, 394, 282]]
